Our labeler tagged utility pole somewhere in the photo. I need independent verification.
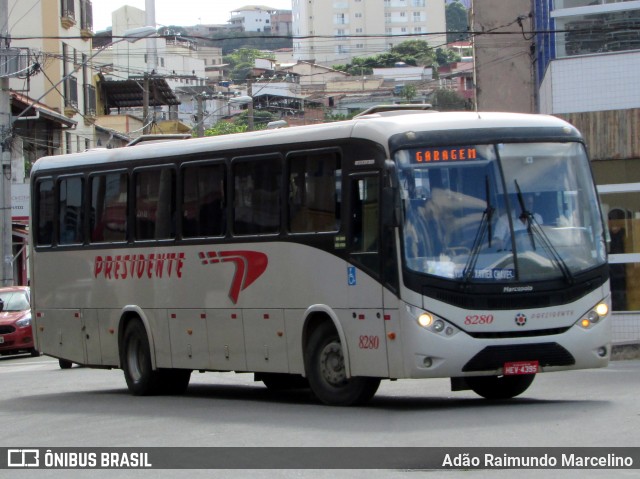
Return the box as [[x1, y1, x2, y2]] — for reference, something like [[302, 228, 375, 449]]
[[143, 0, 158, 134], [0, 0, 14, 286], [247, 80, 254, 131], [195, 94, 205, 137]]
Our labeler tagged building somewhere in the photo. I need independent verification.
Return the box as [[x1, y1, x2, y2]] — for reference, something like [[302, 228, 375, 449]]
[[229, 5, 279, 32], [533, 0, 640, 325], [95, 6, 204, 135], [292, 0, 446, 66], [471, 0, 535, 113], [473, 0, 640, 334], [9, 0, 97, 154]]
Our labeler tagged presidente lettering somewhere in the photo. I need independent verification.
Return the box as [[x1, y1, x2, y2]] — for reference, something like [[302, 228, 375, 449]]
[[94, 253, 185, 280]]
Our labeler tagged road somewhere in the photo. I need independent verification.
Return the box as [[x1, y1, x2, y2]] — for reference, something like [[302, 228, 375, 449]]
[[0, 354, 638, 478]]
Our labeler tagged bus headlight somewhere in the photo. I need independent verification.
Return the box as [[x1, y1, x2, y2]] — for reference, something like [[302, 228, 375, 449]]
[[579, 302, 609, 329], [418, 313, 433, 327], [409, 305, 459, 337], [595, 303, 609, 317]]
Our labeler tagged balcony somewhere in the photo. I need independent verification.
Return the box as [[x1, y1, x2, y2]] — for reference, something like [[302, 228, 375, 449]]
[[64, 76, 78, 117], [80, 0, 94, 39], [84, 84, 97, 123], [60, 0, 76, 29]]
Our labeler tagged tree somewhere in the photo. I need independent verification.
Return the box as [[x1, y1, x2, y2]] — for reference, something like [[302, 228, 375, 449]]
[[432, 88, 467, 111], [399, 85, 418, 102], [446, 1, 470, 44], [223, 48, 274, 83], [204, 110, 278, 136], [204, 121, 247, 137], [332, 40, 436, 75], [435, 48, 461, 67]]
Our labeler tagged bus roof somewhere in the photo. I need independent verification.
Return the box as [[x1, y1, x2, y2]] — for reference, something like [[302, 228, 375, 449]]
[[31, 111, 580, 174]]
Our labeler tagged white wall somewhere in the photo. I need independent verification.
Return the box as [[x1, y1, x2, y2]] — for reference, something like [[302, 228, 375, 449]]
[[540, 51, 640, 114]]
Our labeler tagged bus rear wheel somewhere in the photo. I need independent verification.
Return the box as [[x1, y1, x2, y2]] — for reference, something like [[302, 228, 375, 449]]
[[305, 322, 380, 406], [466, 374, 535, 400], [121, 320, 162, 395]]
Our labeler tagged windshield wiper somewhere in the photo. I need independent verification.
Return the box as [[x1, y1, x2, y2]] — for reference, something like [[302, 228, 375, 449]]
[[463, 176, 494, 283], [514, 180, 574, 284]]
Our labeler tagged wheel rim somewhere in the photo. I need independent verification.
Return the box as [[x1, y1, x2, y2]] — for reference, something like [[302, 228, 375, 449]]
[[319, 340, 347, 387]]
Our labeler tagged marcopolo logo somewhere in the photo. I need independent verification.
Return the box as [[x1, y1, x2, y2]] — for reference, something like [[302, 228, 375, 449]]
[[199, 250, 268, 304]]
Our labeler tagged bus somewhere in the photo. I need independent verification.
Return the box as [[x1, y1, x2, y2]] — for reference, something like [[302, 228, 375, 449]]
[[30, 110, 611, 406]]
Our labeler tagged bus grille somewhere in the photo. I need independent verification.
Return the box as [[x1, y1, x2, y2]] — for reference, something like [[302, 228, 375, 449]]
[[0, 325, 15, 334], [462, 342, 575, 372], [466, 327, 571, 339]]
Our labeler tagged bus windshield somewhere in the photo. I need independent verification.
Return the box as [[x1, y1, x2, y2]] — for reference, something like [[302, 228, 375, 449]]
[[396, 142, 607, 283]]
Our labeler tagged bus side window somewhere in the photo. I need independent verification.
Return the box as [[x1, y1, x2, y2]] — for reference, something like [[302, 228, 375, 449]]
[[288, 152, 340, 233], [233, 158, 281, 236], [134, 168, 176, 241], [90, 173, 128, 243], [182, 163, 226, 238], [36, 179, 55, 246], [58, 176, 84, 245]]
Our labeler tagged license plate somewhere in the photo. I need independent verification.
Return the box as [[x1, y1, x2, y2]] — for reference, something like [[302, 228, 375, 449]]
[[0, 337, 4, 344], [504, 360, 538, 375]]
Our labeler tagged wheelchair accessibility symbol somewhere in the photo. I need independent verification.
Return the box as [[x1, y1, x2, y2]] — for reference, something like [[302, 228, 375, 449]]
[[348, 266, 357, 286]]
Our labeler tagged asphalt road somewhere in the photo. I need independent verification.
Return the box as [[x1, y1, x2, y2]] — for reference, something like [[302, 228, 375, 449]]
[[0, 354, 638, 478]]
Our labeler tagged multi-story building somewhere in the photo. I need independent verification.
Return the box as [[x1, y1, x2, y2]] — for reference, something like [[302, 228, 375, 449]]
[[9, 0, 97, 154], [292, 0, 446, 66], [96, 6, 205, 135], [474, 0, 640, 328], [533, 0, 640, 319], [229, 5, 279, 32]]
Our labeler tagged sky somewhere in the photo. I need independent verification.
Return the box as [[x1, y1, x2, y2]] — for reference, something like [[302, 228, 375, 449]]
[[91, 0, 293, 32]]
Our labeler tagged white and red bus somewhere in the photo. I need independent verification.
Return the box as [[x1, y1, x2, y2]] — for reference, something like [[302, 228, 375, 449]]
[[30, 111, 611, 405]]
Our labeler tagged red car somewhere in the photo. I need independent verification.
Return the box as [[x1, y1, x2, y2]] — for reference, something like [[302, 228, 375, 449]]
[[0, 286, 38, 357]]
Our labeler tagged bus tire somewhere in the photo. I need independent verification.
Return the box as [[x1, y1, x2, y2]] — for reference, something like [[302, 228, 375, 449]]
[[258, 373, 309, 391], [305, 322, 380, 406], [159, 369, 192, 395], [467, 374, 535, 400], [121, 320, 163, 396], [58, 358, 73, 369]]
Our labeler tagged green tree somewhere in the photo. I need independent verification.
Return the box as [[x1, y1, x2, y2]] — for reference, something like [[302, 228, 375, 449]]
[[432, 88, 468, 111], [399, 85, 418, 102], [435, 47, 461, 67], [223, 48, 274, 83], [204, 121, 247, 136], [446, 1, 470, 43], [333, 40, 436, 75]]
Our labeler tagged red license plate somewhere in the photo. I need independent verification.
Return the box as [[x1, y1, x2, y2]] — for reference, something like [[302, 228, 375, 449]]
[[504, 360, 539, 375]]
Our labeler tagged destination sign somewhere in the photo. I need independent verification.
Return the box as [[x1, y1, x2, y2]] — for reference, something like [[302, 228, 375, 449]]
[[412, 146, 479, 164]]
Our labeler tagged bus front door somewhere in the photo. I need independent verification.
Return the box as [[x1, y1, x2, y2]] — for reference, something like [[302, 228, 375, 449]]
[[346, 173, 389, 378]]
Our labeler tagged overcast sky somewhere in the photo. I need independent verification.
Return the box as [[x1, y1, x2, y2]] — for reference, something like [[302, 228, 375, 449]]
[[92, 0, 293, 32]]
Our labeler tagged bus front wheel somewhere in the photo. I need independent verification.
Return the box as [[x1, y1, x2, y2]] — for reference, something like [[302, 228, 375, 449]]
[[305, 322, 380, 406], [466, 373, 535, 400]]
